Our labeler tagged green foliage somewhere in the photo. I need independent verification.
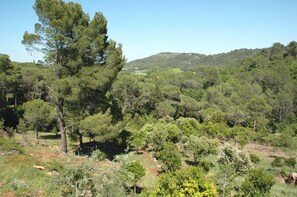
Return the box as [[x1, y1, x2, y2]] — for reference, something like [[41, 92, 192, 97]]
[[271, 157, 284, 167], [163, 122, 181, 142], [216, 144, 253, 196], [153, 167, 218, 196], [23, 0, 125, 153], [0, 137, 24, 154], [241, 168, 275, 197], [156, 143, 182, 172], [23, 99, 56, 138], [128, 129, 146, 152], [250, 154, 261, 164], [0, 55, 21, 129], [176, 117, 202, 137], [284, 157, 296, 168], [143, 123, 171, 151], [184, 135, 218, 165], [91, 149, 107, 161], [124, 161, 146, 184], [46, 161, 64, 172], [155, 101, 176, 118], [57, 165, 96, 196], [79, 109, 120, 142], [126, 49, 260, 71], [197, 160, 214, 172], [16, 119, 27, 134], [0, 118, 4, 130], [218, 145, 253, 176], [267, 130, 297, 150], [95, 167, 127, 197], [270, 181, 297, 197], [11, 179, 30, 191]]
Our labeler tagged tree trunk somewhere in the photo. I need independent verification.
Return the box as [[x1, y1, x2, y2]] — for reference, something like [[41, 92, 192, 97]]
[[14, 96, 17, 107], [194, 154, 198, 166], [35, 125, 38, 139], [79, 133, 83, 146], [134, 184, 136, 196], [57, 100, 67, 153], [253, 119, 257, 131], [222, 171, 227, 197]]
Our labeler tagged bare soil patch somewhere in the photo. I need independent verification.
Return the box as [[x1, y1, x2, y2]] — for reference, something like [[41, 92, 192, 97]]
[[245, 142, 289, 158]]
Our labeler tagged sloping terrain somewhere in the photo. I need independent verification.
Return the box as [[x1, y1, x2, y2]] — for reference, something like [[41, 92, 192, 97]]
[[126, 48, 261, 70]]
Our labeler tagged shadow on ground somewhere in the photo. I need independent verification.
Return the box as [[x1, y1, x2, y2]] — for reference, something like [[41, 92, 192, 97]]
[[39, 133, 61, 140], [74, 141, 127, 160]]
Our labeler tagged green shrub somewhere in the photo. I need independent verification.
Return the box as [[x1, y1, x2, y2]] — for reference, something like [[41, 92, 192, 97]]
[[11, 179, 30, 191], [91, 149, 106, 161], [268, 132, 297, 150], [122, 161, 146, 195], [198, 160, 214, 172], [284, 157, 296, 168], [238, 137, 248, 147], [271, 157, 284, 167], [176, 117, 202, 137], [154, 167, 218, 196], [47, 161, 64, 172], [0, 137, 24, 154], [57, 165, 96, 196], [242, 168, 275, 197], [16, 119, 28, 134], [250, 154, 261, 164], [156, 143, 182, 172]]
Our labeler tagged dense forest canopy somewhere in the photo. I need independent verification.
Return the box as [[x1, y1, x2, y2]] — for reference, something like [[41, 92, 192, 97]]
[[1, 0, 297, 196]]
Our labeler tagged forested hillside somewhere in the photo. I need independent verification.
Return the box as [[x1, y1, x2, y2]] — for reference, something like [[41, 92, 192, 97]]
[[126, 48, 261, 70], [1, 0, 297, 196]]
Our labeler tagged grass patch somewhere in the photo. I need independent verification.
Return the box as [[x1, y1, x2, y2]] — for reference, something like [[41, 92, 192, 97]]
[[0, 137, 24, 154], [172, 68, 183, 73], [0, 154, 60, 196], [271, 182, 297, 197]]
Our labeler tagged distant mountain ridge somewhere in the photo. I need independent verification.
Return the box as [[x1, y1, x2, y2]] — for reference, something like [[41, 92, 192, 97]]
[[126, 48, 261, 70]]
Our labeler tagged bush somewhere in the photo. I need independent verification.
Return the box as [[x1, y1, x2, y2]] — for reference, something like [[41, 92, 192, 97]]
[[91, 149, 106, 161], [11, 179, 30, 191], [0, 137, 24, 154], [154, 167, 218, 196], [143, 123, 168, 151], [124, 161, 146, 183], [242, 168, 275, 197], [268, 132, 297, 149], [238, 137, 248, 147], [16, 119, 28, 134], [95, 167, 127, 197], [250, 154, 261, 164], [123, 161, 146, 195], [271, 157, 284, 167], [156, 143, 182, 172], [184, 135, 218, 165], [176, 117, 202, 137], [284, 157, 296, 168], [218, 145, 253, 176], [57, 165, 96, 196], [198, 160, 214, 172], [47, 161, 64, 172]]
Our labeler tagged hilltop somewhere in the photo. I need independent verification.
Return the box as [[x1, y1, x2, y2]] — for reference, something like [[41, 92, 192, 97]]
[[126, 48, 261, 70]]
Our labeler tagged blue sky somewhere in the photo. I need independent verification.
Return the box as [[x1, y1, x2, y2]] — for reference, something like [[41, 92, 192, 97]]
[[0, 0, 296, 62]]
